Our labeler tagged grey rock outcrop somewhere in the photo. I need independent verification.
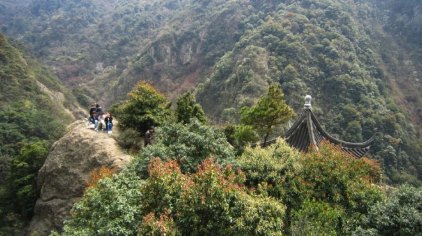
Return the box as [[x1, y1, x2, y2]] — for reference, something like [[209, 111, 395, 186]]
[[27, 121, 132, 236]]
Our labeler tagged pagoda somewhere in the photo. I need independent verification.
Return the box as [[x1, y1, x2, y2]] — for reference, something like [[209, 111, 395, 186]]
[[283, 95, 374, 158]]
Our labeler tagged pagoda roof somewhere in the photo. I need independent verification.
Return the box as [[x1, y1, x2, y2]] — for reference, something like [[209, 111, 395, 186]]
[[282, 95, 373, 158]]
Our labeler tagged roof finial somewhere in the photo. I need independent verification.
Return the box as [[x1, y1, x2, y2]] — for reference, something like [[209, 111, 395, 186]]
[[304, 95, 312, 109]]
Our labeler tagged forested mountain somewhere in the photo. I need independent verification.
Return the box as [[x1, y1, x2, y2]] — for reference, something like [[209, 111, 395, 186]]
[[0, 34, 80, 234], [0, 0, 422, 234], [1, 0, 421, 188], [3, 0, 420, 186]]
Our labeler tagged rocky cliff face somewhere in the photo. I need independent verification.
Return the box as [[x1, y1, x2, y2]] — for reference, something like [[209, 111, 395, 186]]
[[27, 121, 132, 236]]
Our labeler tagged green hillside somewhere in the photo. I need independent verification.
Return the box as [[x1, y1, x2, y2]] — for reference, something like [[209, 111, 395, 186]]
[[1, 0, 421, 184], [0, 34, 78, 234], [0, 0, 421, 233]]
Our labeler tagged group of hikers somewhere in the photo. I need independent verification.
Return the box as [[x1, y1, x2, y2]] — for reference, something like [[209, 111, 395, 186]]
[[86, 103, 155, 146], [87, 103, 113, 134]]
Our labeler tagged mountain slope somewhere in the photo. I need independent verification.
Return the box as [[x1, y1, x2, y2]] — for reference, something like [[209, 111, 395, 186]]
[[0, 33, 81, 234], [0, 34, 81, 154], [0, 0, 421, 185]]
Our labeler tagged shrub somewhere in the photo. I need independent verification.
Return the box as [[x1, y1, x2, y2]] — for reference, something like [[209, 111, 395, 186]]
[[85, 166, 116, 190], [138, 211, 179, 236], [235, 139, 303, 208], [356, 185, 422, 236], [133, 119, 235, 177], [143, 158, 285, 235], [139, 159, 186, 216], [9, 141, 49, 220], [114, 128, 143, 153], [234, 125, 260, 147], [61, 170, 143, 235], [296, 142, 385, 234], [300, 142, 384, 214], [236, 139, 385, 233], [291, 200, 345, 236]]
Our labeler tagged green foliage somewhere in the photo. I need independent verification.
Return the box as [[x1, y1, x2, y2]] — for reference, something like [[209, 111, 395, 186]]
[[2, 0, 422, 232], [112, 81, 172, 134], [60, 170, 143, 236], [9, 141, 48, 219], [176, 159, 284, 235], [300, 143, 384, 214], [138, 158, 285, 235], [133, 119, 235, 177], [139, 159, 186, 218], [233, 125, 260, 148], [175, 92, 206, 124], [2, 0, 422, 185], [0, 101, 65, 155], [240, 84, 294, 145], [235, 139, 302, 201], [3, 0, 422, 185], [0, 142, 46, 235], [356, 185, 422, 236], [62, 158, 285, 235], [72, 87, 92, 108], [222, 124, 259, 155], [380, 0, 422, 48], [236, 139, 385, 234], [291, 200, 345, 236], [114, 128, 143, 154], [0, 34, 72, 232]]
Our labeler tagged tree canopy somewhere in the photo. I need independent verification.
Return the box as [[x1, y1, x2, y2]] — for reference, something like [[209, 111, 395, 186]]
[[111, 81, 172, 133], [175, 92, 207, 124], [240, 84, 294, 145]]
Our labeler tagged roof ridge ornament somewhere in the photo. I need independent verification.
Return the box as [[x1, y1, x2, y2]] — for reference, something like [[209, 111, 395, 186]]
[[304, 95, 312, 109]]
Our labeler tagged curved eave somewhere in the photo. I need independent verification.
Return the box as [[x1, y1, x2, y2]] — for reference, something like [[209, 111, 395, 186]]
[[283, 108, 374, 158], [309, 110, 374, 149]]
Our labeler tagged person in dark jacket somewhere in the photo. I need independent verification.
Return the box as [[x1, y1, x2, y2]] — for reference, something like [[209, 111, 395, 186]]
[[89, 104, 97, 124], [95, 104, 103, 117], [144, 126, 155, 146], [105, 112, 113, 134]]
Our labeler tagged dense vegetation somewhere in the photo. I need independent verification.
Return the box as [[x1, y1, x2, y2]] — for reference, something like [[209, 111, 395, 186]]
[[58, 125, 390, 234], [56, 82, 421, 235], [1, 0, 420, 186], [0, 34, 77, 234], [0, 0, 422, 233]]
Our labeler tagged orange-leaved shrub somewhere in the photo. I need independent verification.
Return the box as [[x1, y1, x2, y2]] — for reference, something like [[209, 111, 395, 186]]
[[138, 211, 179, 236], [85, 166, 116, 190]]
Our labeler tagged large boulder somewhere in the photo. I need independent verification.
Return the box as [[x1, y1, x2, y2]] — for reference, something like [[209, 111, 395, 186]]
[[27, 121, 132, 236]]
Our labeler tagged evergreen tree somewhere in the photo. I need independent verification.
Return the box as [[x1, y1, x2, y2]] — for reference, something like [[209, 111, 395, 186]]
[[240, 84, 294, 145], [175, 92, 206, 124], [111, 81, 171, 133]]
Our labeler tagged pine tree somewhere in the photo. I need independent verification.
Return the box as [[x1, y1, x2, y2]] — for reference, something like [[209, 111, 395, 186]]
[[240, 84, 294, 146]]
